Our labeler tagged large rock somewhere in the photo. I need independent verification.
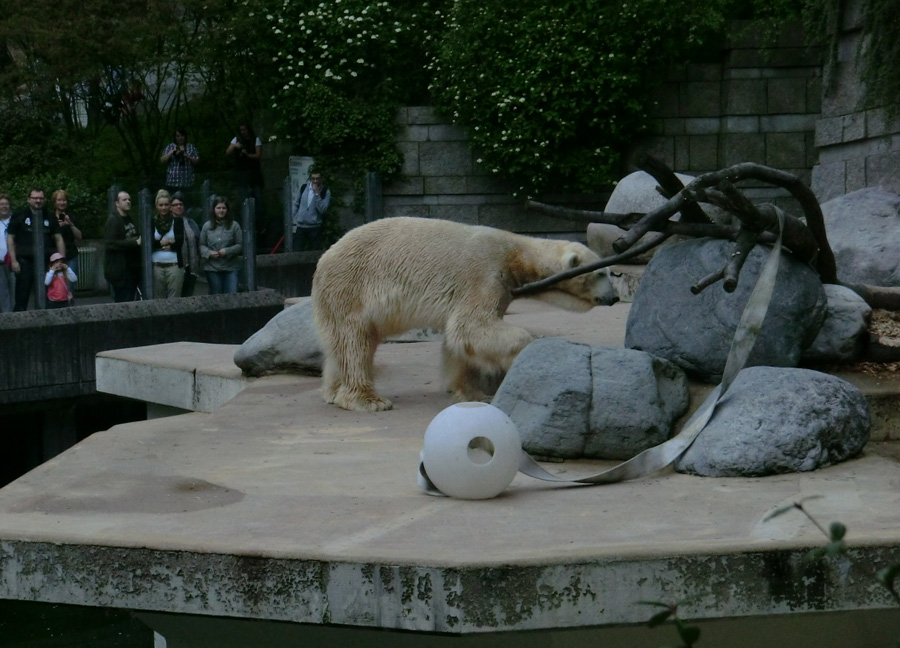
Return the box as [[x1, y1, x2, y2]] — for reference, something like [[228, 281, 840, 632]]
[[822, 187, 900, 286], [492, 338, 690, 460], [802, 283, 872, 364], [625, 238, 827, 382], [233, 299, 442, 377], [675, 367, 870, 477], [234, 299, 324, 377], [587, 171, 731, 262]]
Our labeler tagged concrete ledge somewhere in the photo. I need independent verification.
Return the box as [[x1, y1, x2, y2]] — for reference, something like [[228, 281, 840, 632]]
[[3, 301, 900, 638], [0, 291, 284, 406], [96, 342, 246, 413]]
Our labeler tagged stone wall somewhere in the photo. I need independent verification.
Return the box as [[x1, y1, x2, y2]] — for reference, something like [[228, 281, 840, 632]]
[[632, 22, 822, 207], [381, 24, 826, 227], [810, 0, 900, 201], [296, 12, 895, 231], [383, 107, 594, 237]]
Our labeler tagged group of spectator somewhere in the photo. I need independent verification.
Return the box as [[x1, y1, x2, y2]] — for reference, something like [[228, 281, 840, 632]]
[[89, 123, 252, 305], [103, 188, 244, 303], [1, 188, 82, 312], [1, 121, 331, 312]]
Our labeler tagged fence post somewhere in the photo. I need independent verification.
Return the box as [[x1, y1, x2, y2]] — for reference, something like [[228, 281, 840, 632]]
[[365, 171, 382, 223], [107, 185, 119, 218], [33, 206, 47, 310], [242, 197, 256, 292], [199, 180, 211, 217], [138, 188, 153, 300], [283, 175, 293, 254]]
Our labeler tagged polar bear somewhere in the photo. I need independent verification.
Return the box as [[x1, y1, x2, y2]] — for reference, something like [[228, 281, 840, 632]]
[[312, 217, 618, 412]]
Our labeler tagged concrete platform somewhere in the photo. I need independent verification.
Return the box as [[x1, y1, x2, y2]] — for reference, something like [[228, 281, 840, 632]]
[[2, 300, 900, 640]]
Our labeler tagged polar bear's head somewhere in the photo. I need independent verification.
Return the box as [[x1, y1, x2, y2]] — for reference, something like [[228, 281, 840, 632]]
[[535, 243, 619, 312]]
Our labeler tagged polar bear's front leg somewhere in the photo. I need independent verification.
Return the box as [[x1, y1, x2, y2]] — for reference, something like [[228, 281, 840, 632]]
[[326, 324, 393, 412], [443, 316, 534, 402]]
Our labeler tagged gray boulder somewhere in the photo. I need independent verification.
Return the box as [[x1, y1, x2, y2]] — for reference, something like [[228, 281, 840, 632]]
[[822, 188, 900, 286], [492, 338, 690, 460], [802, 283, 872, 364], [625, 238, 827, 382], [233, 299, 442, 377], [234, 299, 324, 377], [675, 366, 870, 477], [587, 171, 731, 262]]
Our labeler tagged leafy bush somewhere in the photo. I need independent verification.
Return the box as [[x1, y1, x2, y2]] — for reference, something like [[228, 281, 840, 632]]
[[429, 0, 731, 197], [0, 104, 76, 180], [262, 0, 449, 208]]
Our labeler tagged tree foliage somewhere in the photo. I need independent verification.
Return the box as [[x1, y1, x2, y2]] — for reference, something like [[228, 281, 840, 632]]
[[0, 0, 897, 231], [428, 0, 731, 197], [0, 0, 274, 179], [262, 0, 448, 199]]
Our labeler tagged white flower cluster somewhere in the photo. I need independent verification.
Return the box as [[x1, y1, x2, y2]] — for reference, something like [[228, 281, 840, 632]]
[[267, 0, 417, 91]]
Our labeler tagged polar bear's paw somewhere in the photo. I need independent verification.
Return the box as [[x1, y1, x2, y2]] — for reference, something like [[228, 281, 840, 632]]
[[332, 389, 394, 412]]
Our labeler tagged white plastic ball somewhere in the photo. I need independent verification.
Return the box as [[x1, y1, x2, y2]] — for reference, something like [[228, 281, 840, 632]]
[[421, 402, 522, 499]]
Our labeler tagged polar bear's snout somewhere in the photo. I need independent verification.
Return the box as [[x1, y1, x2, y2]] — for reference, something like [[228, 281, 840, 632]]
[[592, 268, 620, 306]]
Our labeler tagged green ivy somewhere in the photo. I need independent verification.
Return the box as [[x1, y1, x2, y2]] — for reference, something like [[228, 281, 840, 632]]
[[429, 0, 731, 197]]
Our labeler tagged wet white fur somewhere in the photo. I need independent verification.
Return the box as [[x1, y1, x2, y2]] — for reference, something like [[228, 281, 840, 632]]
[[312, 217, 618, 412]]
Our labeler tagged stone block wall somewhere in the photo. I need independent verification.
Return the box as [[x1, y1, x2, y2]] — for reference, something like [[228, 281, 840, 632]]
[[383, 107, 592, 236], [352, 9, 896, 232], [384, 23, 827, 229], [810, 0, 900, 201], [631, 21, 823, 208]]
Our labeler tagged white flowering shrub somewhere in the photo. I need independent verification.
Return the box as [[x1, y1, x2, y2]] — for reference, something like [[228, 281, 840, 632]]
[[430, 0, 731, 196], [265, 0, 447, 188]]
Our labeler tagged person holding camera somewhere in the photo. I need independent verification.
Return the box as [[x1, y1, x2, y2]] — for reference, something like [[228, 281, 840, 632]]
[[52, 189, 82, 280], [291, 170, 331, 252], [226, 122, 265, 241], [44, 252, 76, 309], [161, 127, 199, 193]]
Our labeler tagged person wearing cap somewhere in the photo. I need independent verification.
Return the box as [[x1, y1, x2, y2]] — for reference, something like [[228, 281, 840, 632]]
[[44, 252, 76, 309]]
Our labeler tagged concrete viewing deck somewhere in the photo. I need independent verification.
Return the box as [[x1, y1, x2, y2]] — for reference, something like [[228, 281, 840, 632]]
[[2, 300, 900, 644]]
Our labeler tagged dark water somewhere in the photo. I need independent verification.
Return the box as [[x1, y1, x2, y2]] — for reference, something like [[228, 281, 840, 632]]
[[0, 600, 153, 648]]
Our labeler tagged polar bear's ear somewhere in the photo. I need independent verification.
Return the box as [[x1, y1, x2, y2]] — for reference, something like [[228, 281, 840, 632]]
[[562, 250, 581, 269]]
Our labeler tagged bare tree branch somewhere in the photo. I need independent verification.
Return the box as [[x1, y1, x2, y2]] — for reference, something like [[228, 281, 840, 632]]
[[519, 162, 900, 316]]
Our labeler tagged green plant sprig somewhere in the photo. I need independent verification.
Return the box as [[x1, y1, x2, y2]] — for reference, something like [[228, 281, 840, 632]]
[[765, 496, 900, 607]]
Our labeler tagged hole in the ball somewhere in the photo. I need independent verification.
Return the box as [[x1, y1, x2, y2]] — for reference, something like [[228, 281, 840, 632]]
[[467, 436, 495, 465]]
